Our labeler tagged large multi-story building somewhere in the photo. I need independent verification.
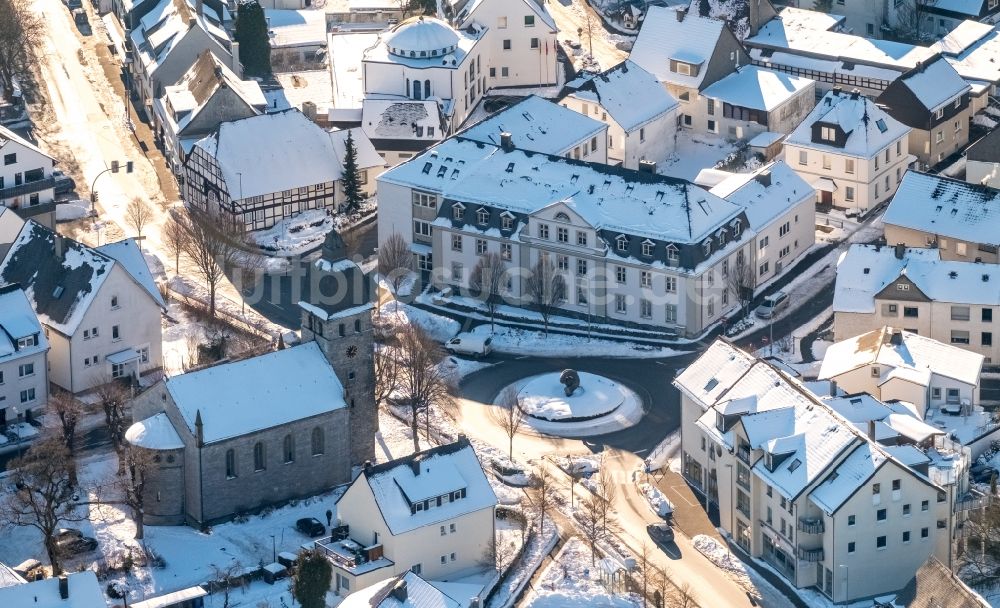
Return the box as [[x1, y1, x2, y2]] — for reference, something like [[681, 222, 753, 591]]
[[782, 89, 911, 212], [676, 339, 969, 604]]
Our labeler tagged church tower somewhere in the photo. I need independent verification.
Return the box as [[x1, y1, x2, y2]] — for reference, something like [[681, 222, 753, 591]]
[[298, 229, 377, 464]]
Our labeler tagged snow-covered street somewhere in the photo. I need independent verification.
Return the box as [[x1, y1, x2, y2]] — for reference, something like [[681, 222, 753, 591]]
[[547, 0, 629, 73]]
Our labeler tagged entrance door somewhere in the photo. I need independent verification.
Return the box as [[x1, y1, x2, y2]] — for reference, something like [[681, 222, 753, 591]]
[[821, 190, 832, 205]]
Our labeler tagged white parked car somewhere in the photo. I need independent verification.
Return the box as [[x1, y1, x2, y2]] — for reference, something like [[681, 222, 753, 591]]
[[755, 291, 789, 319], [445, 333, 493, 358]]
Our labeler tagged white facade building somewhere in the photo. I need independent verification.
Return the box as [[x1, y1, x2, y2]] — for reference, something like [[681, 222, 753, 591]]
[[0, 125, 57, 212], [783, 89, 911, 212], [323, 437, 497, 597], [700, 66, 815, 140], [0, 222, 165, 394], [677, 340, 963, 604], [559, 61, 678, 170], [0, 285, 49, 428], [966, 129, 1000, 188]]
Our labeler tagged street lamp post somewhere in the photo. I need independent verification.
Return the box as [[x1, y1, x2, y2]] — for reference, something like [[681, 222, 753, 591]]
[[270, 534, 276, 563]]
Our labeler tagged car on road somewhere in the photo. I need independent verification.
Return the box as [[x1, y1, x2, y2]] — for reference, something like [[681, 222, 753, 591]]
[[56, 534, 97, 555], [445, 333, 493, 358], [296, 517, 326, 537], [971, 463, 998, 483], [73, 8, 89, 27], [53, 170, 75, 195], [54, 528, 84, 543], [754, 291, 789, 319], [647, 522, 674, 546], [64, 0, 82, 8]]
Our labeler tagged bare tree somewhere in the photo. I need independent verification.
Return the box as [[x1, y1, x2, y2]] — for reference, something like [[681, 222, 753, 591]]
[[125, 197, 153, 239], [396, 325, 454, 452], [526, 256, 566, 336], [0, 0, 42, 101], [1, 437, 85, 574], [378, 232, 413, 296], [374, 345, 403, 411], [209, 560, 246, 608], [117, 442, 156, 540], [469, 252, 507, 331], [595, 453, 618, 534], [575, 495, 610, 565], [637, 542, 652, 608], [670, 580, 698, 608], [162, 217, 187, 275], [725, 254, 755, 322], [93, 376, 131, 458], [489, 386, 526, 461], [48, 391, 85, 486], [172, 209, 260, 318], [649, 567, 670, 608], [526, 468, 553, 536]]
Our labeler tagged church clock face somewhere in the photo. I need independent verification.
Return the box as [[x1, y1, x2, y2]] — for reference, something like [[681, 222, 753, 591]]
[[346, 345, 358, 358]]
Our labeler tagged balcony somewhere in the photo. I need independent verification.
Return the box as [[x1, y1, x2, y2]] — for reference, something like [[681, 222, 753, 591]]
[[796, 546, 824, 562], [955, 488, 992, 513], [0, 176, 55, 200], [314, 536, 393, 574], [796, 517, 824, 534]]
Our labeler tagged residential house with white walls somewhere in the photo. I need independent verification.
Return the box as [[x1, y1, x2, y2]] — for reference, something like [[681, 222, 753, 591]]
[[0, 285, 49, 428], [882, 171, 1000, 264], [0, 571, 105, 608], [0, 125, 57, 214], [676, 339, 964, 605], [782, 89, 911, 212], [153, 51, 266, 175], [127, 0, 237, 120], [558, 61, 678, 170], [818, 326, 983, 416], [0, 222, 165, 394], [322, 437, 497, 598], [460, 95, 609, 164], [876, 55, 971, 169], [340, 571, 472, 608], [183, 110, 385, 230], [700, 66, 815, 141], [966, 129, 1000, 188], [629, 6, 750, 132], [833, 244, 1000, 364], [930, 21, 1000, 115], [708, 161, 815, 287], [265, 8, 328, 72]]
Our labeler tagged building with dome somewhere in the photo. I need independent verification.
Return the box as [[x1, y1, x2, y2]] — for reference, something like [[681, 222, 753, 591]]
[[127, 229, 376, 526]]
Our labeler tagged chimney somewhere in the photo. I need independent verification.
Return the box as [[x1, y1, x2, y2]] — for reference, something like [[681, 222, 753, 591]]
[[850, 89, 861, 100], [754, 170, 771, 188], [231, 42, 242, 77], [58, 575, 69, 600], [194, 409, 204, 447], [363, 460, 372, 475], [832, 86, 843, 97], [749, 0, 760, 36], [890, 329, 903, 346], [829, 380, 838, 397], [410, 458, 420, 476], [499, 131, 514, 152], [894, 243, 905, 259], [470, 599, 481, 608], [638, 159, 657, 174], [867, 419, 876, 440], [213, 65, 224, 80], [302, 101, 317, 121], [391, 579, 408, 601], [54, 235, 65, 260], [675, 6, 687, 21]]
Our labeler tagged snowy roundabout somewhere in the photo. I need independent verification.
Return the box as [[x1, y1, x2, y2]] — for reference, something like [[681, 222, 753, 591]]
[[502, 371, 644, 438]]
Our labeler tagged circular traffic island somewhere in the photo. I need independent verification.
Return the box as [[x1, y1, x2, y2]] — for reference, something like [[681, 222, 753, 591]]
[[507, 371, 643, 438]]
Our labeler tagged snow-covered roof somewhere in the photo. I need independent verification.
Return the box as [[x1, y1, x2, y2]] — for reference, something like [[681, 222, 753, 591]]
[[329, 32, 376, 111], [339, 570, 463, 608], [834, 244, 1000, 312], [561, 61, 679, 132], [702, 66, 813, 112], [931, 22, 1000, 85], [164, 342, 347, 443], [819, 326, 984, 387], [710, 161, 813, 231], [379, 137, 745, 244], [361, 98, 444, 141], [365, 17, 481, 69], [933, 20, 994, 57], [0, 571, 104, 608], [193, 111, 383, 200], [356, 437, 496, 535], [0, 222, 162, 336], [894, 56, 971, 113], [132, 586, 208, 608], [266, 9, 327, 48], [749, 48, 903, 86], [809, 442, 887, 513], [97, 239, 167, 309], [163, 51, 265, 133], [775, 6, 845, 32], [629, 6, 729, 89], [458, 0, 557, 32], [266, 70, 335, 114], [0, 124, 53, 161], [883, 171, 1000, 246], [459, 95, 606, 156], [0, 286, 47, 362], [0, 562, 25, 589], [784, 89, 910, 157], [927, 0, 986, 17], [126, 412, 184, 450], [130, 0, 230, 77]]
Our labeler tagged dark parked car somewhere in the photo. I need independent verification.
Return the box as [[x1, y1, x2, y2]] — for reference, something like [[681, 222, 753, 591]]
[[53, 170, 75, 195], [296, 517, 325, 537], [54, 528, 83, 542], [56, 535, 97, 555], [971, 463, 998, 483], [647, 522, 674, 546], [65, 0, 82, 9]]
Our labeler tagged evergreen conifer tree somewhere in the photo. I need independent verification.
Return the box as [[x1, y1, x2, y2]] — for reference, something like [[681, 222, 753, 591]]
[[341, 131, 364, 215], [234, 0, 271, 78]]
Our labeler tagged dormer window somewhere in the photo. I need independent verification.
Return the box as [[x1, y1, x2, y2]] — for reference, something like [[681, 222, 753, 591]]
[[453, 203, 465, 221], [477, 207, 490, 226], [666, 244, 679, 264], [641, 239, 654, 257], [703, 239, 712, 256], [730, 219, 742, 235], [820, 126, 836, 141], [16, 335, 36, 349], [501, 212, 515, 231], [717, 228, 727, 246], [675, 62, 692, 76], [616, 234, 629, 252]]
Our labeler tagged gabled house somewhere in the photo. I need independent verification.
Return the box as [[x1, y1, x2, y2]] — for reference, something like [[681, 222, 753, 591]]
[[321, 437, 497, 597], [629, 6, 750, 130], [360, 99, 450, 168], [153, 50, 266, 175], [128, 0, 236, 119], [558, 60, 679, 170], [0, 222, 165, 393], [700, 65, 815, 140], [965, 128, 1000, 188], [340, 569, 471, 607], [0, 124, 57, 217], [892, 556, 990, 607], [0, 571, 105, 608], [183, 109, 385, 230], [0, 285, 49, 428], [818, 326, 983, 416], [882, 171, 1000, 263], [876, 56, 971, 169], [783, 89, 911, 212]]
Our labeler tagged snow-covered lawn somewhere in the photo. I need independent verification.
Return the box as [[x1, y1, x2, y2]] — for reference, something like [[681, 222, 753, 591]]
[[250, 209, 333, 256], [55, 199, 91, 222], [519, 372, 626, 421], [524, 537, 640, 608], [468, 325, 676, 358], [376, 301, 460, 343]]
